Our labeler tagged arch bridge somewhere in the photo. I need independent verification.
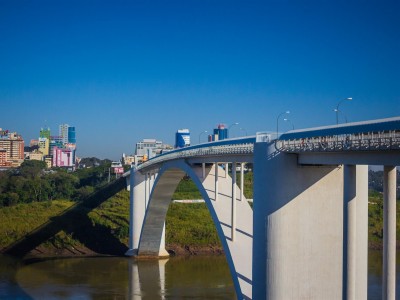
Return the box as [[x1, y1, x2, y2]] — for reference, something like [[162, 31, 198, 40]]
[[125, 116, 400, 300]]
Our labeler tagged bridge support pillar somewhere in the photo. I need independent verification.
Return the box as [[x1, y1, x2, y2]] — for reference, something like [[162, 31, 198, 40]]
[[214, 163, 219, 201], [343, 165, 368, 300], [126, 170, 148, 256], [383, 166, 397, 300], [253, 141, 345, 299], [231, 162, 237, 241]]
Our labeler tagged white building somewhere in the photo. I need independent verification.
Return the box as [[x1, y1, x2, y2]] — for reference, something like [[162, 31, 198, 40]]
[[135, 139, 172, 159]]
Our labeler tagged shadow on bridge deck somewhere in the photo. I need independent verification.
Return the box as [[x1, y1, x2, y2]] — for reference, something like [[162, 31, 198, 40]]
[[1, 177, 128, 258]]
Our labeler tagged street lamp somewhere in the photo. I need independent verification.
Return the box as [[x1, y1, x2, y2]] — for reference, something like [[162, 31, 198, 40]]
[[240, 127, 247, 136], [283, 118, 294, 130], [228, 122, 239, 138], [198, 130, 208, 144], [335, 97, 352, 125], [333, 109, 348, 123], [276, 111, 290, 137]]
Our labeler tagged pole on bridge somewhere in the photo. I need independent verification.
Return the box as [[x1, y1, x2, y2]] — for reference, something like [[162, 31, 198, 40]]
[[383, 166, 396, 300]]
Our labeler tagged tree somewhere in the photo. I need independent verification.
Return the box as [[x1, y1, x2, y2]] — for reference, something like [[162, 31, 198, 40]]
[[19, 160, 47, 178]]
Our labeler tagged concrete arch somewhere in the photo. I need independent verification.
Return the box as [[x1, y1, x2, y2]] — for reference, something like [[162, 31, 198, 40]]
[[136, 159, 253, 299]]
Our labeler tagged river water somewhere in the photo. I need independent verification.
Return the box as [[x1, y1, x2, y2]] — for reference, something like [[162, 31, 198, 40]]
[[0, 250, 398, 299]]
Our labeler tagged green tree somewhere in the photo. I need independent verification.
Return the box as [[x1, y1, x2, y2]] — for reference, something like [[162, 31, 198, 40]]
[[47, 172, 79, 200], [19, 160, 47, 178]]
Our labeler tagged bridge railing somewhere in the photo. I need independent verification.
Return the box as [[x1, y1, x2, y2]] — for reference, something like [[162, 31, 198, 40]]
[[278, 130, 400, 153], [135, 138, 256, 171]]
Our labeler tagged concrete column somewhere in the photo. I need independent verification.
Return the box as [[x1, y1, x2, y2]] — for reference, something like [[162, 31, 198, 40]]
[[128, 170, 135, 251], [383, 166, 396, 300], [343, 165, 357, 300], [215, 163, 219, 201], [253, 141, 344, 299], [126, 171, 147, 256], [144, 173, 148, 210], [148, 173, 152, 207], [240, 163, 244, 201], [225, 163, 228, 177], [202, 163, 206, 178], [231, 162, 237, 241], [356, 165, 368, 300]]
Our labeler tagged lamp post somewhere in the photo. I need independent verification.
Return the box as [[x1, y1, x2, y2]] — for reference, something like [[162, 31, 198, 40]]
[[333, 109, 348, 123], [228, 122, 239, 138], [276, 111, 290, 137], [283, 118, 294, 130], [198, 130, 208, 144], [336, 97, 352, 125], [240, 128, 247, 136]]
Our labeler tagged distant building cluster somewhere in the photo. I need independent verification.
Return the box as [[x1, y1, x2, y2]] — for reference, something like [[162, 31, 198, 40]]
[[0, 124, 77, 170], [121, 124, 234, 167], [1, 122, 236, 170]]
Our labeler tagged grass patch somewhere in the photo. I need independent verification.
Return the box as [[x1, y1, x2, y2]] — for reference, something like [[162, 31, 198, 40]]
[[166, 202, 220, 246]]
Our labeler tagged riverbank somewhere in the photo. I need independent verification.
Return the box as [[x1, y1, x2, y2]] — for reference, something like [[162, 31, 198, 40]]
[[0, 187, 398, 259]]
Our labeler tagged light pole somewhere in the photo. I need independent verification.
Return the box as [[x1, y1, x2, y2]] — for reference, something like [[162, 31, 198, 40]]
[[228, 122, 239, 138], [333, 109, 348, 123], [240, 127, 247, 136], [335, 97, 352, 125], [283, 118, 294, 130], [276, 111, 290, 137], [198, 130, 208, 144]]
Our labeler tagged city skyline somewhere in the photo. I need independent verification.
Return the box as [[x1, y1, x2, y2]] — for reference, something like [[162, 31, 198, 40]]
[[1, 1, 399, 159]]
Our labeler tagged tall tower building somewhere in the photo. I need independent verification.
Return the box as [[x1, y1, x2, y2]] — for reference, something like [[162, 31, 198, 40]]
[[68, 126, 76, 143], [175, 129, 190, 148], [59, 124, 69, 144], [40, 127, 51, 140], [211, 124, 228, 141], [39, 127, 51, 155]]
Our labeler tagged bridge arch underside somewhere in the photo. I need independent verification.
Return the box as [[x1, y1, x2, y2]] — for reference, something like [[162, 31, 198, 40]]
[[137, 159, 253, 300]]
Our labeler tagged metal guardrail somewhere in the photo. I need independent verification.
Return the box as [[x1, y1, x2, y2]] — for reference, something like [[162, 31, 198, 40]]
[[136, 142, 255, 171], [277, 130, 400, 153]]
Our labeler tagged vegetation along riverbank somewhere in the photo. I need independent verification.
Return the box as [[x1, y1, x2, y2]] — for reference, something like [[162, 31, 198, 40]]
[[0, 160, 399, 258]]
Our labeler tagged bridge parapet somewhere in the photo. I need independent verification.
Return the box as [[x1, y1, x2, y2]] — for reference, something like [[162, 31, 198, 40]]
[[278, 130, 400, 153], [136, 139, 255, 172], [277, 116, 400, 153]]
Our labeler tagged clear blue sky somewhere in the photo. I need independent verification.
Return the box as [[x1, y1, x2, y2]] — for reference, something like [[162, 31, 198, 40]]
[[1, 0, 399, 159]]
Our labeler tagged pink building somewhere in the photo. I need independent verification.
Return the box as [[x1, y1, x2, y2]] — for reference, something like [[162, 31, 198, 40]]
[[52, 146, 74, 167]]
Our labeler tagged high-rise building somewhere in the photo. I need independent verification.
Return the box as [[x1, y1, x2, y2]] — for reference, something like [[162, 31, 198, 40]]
[[40, 127, 51, 140], [0, 129, 24, 167], [135, 139, 172, 159], [68, 126, 76, 143], [38, 137, 49, 156], [175, 129, 190, 148], [50, 136, 63, 155], [59, 124, 69, 144], [210, 124, 228, 141]]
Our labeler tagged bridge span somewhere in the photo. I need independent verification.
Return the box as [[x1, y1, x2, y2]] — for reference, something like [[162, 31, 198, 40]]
[[125, 116, 400, 300]]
